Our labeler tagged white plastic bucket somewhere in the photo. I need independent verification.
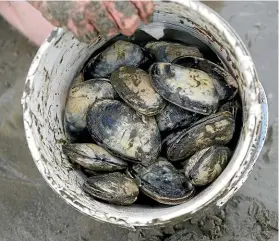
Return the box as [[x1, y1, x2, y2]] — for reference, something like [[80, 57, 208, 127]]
[[21, 0, 268, 229]]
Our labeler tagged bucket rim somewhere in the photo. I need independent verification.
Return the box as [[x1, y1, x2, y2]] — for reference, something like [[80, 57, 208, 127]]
[[21, 0, 268, 228]]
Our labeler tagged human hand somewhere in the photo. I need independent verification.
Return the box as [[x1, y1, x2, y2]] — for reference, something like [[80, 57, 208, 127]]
[[28, 0, 154, 43]]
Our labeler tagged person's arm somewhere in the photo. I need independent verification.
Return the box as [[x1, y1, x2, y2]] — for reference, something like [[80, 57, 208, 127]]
[[27, 1, 154, 43]]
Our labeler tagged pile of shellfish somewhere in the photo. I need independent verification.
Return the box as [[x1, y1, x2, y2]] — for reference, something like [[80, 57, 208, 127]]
[[63, 34, 241, 206]]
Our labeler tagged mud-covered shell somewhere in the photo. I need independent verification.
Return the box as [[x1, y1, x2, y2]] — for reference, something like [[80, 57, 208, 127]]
[[172, 56, 238, 100], [150, 62, 220, 115], [184, 146, 232, 186], [156, 103, 200, 132], [64, 79, 117, 133], [111, 66, 165, 116], [163, 111, 235, 161], [83, 172, 139, 205], [145, 41, 203, 62], [84, 40, 146, 78], [86, 99, 161, 163], [72, 73, 84, 86], [81, 168, 99, 177], [218, 99, 240, 118], [131, 158, 195, 205], [62, 143, 128, 172]]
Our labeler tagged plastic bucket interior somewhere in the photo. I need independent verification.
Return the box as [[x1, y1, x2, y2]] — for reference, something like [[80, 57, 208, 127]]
[[21, 0, 268, 229]]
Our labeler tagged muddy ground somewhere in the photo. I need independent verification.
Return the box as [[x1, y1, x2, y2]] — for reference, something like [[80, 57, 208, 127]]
[[0, 1, 277, 241]]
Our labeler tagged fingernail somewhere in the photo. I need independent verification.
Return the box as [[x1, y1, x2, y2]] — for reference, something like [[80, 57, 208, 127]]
[[76, 34, 93, 44], [89, 32, 98, 40], [85, 33, 93, 42]]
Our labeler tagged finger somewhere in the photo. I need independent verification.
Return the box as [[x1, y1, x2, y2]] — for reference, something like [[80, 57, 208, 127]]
[[130, 1, 147, 23], [81, 23, 99, 43], [130, 0, 154, 24], [67, 16, 98, 44], [66, 18, 80, 38], [85, 1, 119, 39], [104, 1, 140, 36], [144, 1, 155, 16], [144, 0, 154, 23]]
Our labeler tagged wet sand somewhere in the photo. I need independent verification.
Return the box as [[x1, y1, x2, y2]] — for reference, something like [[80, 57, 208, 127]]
[[0, 1, 277, 241]]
